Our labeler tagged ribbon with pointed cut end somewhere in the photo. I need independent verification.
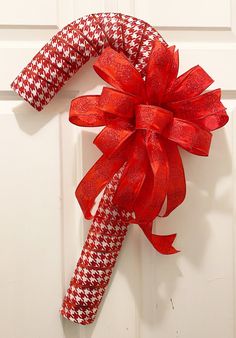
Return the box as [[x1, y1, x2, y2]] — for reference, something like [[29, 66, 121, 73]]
[[69, 40, 228, 255]]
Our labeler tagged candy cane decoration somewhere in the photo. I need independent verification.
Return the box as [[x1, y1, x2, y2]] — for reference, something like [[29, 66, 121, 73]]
[[11, 13, 167, 325], [11, 10, 229, 327]]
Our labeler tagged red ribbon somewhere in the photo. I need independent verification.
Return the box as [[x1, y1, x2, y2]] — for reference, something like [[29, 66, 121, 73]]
[[69, 40, 228, 255]]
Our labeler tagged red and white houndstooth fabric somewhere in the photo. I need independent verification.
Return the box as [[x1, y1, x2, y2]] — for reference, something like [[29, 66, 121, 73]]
[[11, 13, 165, 111], [11, 13, 166, 325], [60, 167, 133, 324]]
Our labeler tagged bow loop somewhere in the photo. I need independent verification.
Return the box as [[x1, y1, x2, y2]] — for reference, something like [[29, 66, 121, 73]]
[[99, 87, 139, 120], [164, 118, 212, 156], [69, 95, 106, 127], [93, 47, 146, 99], [94, 126, 134, 157]]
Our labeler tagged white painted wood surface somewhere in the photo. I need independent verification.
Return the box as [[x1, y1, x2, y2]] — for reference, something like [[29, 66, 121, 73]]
[[132, 0, 231, 27], [0, 1, 235, 338], [0, 0, 58, 26]]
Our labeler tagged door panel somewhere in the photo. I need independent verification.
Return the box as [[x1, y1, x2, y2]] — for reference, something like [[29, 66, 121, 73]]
[[0, 1, 235, 338]]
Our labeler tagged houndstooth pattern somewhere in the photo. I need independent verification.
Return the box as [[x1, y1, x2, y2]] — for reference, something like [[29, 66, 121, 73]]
[[11, 68, 58, 110], [79, 248, 119, 269], [93, 13, 123, 51], [60, 168, 133, 324], [28, 54, 70, 88], [11, 12, 166, 111], [135, 25, 167, 76], [50, 35, 86, 68], [39, 44, 75, 75], [56, 24, 98, 60], [120, 14, 146, 63], [73, 14, 109, 54]]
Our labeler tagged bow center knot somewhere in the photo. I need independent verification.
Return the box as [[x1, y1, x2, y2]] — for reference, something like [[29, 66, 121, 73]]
[[135, 104, 173, 134]]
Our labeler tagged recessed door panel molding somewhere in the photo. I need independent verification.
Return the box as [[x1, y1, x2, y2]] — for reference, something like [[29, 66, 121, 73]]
[[0, 0, 58, 26], [118, 0, 231, 28]]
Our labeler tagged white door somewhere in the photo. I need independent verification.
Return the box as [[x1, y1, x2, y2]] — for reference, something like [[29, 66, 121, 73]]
[[0, 1, 235, 338]]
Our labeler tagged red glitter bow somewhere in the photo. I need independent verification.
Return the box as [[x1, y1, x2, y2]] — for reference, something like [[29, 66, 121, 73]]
[[69, 39, 228, 254]]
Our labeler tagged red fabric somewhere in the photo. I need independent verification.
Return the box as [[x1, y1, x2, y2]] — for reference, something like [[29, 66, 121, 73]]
[[69, 40, 228, 255]]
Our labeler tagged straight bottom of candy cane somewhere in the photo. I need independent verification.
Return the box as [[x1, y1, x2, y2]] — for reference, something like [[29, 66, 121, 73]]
[[60, 168, 130, 325]]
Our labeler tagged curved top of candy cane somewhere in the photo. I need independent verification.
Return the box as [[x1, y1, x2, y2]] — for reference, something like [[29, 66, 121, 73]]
[[11, 12, 166, 111]]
